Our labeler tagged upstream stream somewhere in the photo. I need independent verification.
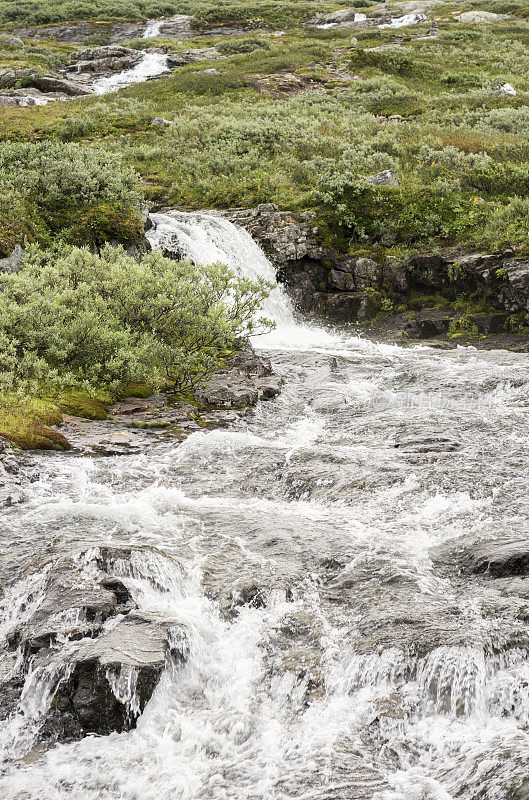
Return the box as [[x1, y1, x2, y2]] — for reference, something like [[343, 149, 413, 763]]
[[1, 213, 529, 799]]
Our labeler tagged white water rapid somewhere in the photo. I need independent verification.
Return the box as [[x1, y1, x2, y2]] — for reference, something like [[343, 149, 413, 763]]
[[92, 51, 170, 94], [142, 19, 165, 38], [2, 212, 529, 799]]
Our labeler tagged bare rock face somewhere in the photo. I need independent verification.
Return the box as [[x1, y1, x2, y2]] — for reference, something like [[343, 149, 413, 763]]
[[1, 549, 188, 746], [195, 343, 283, 408], [31, 75, 92, 96], [67, 45, 143, 75], [166, 47, 222, 67], [0, 440, 35, 508]]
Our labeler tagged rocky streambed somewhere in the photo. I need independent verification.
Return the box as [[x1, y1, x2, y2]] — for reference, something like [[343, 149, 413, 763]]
[[2, 212, 529, 799]]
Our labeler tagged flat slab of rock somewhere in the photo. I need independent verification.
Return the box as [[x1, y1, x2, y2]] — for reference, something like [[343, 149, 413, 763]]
[[31, 75, 92, 96], [195, 343, 283, 408]]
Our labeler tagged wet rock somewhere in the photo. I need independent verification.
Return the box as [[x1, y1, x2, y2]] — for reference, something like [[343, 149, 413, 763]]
[[19, 556, 133, 656], [195, 343, 282, 408], [469, 542, 529, 578], [41, 614, 186, 741], [316, 290, 381, 322], [393, 434, 461, 452], [402, 311, 450, 338], [67, 45, 143, 75], [0, 440, 31, 507], [0, 244, 25, 274], [2, 549, 188, 745]]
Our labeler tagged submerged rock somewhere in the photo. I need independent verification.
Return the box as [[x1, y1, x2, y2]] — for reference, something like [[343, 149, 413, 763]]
[[1, 549, 188, 745], [0, 440, 32, 507], [468, 542, 529, 578]]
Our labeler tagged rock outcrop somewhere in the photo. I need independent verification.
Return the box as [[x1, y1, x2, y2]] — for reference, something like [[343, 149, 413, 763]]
[[67, 45, 143, 76], [1, 549, 188, 744], [195, 342, 283, 408], [223, 206, 529, 333]]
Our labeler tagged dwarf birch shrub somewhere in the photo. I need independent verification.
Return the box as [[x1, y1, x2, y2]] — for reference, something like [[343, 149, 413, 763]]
[[0, 244, 273, 396]]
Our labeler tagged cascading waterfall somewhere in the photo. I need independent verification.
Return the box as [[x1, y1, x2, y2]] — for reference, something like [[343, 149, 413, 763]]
[[2, 212, 529, 799], [143, 19, 164, 38], [92, 52, 170, 94]]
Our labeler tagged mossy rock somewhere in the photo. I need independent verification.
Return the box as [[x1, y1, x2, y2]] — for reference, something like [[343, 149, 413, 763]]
[[57, 393, 110, 420], [0, 422, 70, 450]]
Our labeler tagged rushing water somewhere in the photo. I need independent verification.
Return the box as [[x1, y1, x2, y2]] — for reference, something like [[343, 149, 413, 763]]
[[92, 51, 170, 94], [2, 212, 529, 799]]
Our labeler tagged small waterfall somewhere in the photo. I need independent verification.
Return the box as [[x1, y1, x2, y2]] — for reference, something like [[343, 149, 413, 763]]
[[147, 210, 344, 351], [380, 12, 428, 28], [92, 51, 170, 95], [148, 211, 297, 342], [142, 19, 164, 38]]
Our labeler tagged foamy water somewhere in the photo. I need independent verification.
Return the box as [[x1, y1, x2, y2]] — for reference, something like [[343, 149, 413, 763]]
[[1, 214, 528, 799]]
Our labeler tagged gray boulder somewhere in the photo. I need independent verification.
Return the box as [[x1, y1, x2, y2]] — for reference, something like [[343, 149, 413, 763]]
[[166, 47, 222, 66], [41, 614, 186, 741], [31, 75, 92, 96], [195, 343, 283, 408], [2, 549, 188, 745], [0, 244, 25, 274], [366, 169, 399, 188]]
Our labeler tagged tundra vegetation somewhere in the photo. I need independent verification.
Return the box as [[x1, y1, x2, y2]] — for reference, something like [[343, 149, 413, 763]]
[[1, 0, 529, 445]]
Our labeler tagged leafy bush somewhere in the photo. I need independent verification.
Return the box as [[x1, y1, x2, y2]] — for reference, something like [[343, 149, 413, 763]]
[[0, 141, 143, 210], [0, 244, 273, 396], [0, 141, 144, 252], [217, 36, 271, 55]]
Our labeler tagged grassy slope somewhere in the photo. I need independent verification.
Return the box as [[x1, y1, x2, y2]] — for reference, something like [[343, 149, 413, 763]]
[[2, 0, 529, 446]]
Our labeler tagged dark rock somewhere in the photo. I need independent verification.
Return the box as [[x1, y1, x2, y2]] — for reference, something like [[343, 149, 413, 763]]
[[468, 542, 529, 578], [355, 257, 380, 288], [383, 256, 408, 292], [328, 269, 356, 292], [402, 312, 450, 339], [42, 614, 186, 741], [394, 434, 461, 453], [1, 548, 188, 746], [316, 290, 380, 321], [195, 342, 282, 408]]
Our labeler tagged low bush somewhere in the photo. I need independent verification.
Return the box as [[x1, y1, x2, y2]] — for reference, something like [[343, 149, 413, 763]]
[[0, 243, 273, 396]]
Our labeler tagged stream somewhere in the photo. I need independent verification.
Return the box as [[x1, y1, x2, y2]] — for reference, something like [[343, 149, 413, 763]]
[[1, 213, 529, 799]]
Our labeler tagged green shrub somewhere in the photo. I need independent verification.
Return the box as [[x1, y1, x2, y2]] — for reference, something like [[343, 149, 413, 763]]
[[0, 243, 273, 396], [217, 36, 271, 55], [0, 140, 144, 250]]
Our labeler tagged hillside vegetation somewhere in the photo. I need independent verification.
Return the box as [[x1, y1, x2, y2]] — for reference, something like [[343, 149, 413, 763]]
[[1, 0, 529, 444]]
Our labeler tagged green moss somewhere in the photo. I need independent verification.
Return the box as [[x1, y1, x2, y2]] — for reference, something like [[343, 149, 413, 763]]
[[55, 392, 111, 420], [118, 382, 154, 399]]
